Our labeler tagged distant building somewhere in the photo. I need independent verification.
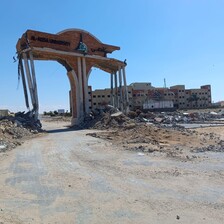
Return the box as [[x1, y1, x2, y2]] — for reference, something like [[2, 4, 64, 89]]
[[89, 82, 212, 111], [58, 109, 65, 114], [170, 84, 212, 109], [91, 86, 133, 110], [0, 109, 9, 117]]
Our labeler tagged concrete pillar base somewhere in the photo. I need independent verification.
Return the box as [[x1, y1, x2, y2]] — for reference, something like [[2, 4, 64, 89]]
[[71, 117, 84, 126]]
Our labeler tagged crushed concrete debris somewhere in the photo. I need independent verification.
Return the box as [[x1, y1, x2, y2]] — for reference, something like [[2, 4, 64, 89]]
[[85, 108, 224, 158], [0, 144, 7, 153], [128, 110, 224, 125], [83, 108, 224, 130], [0, 111, 43, 152], [76, 106, 134, 130]]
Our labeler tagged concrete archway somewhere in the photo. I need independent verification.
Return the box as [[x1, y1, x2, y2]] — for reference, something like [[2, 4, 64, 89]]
[[16, 29, 128, 124]]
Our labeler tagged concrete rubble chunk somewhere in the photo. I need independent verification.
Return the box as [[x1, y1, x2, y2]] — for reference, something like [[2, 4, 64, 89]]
[[111, 112, 123, 117], [0, 145, 6, 150], [0, 111, 43, 152], [154, 117, 164, 123]]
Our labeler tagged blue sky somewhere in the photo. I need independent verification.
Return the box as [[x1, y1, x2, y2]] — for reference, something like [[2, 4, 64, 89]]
[[0, 0, 224, 112]]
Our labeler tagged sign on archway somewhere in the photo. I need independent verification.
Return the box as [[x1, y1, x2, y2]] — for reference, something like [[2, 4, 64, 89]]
[[16, 29, 128, 124]]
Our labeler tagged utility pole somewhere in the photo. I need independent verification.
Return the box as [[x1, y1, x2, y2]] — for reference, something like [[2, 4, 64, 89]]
[[164, 78, 167, 88]]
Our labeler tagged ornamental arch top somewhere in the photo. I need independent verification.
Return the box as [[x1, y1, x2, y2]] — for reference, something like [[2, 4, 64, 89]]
[[16, 29, 129, 124]]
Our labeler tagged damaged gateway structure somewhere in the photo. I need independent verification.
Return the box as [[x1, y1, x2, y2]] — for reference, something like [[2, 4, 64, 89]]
[[16, 29, 128, 124]]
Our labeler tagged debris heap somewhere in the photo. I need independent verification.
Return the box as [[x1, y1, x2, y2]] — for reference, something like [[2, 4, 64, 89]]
[[85, 108, 224, 157], [81, 107, 224, 130], [0, 111, 42, 152]]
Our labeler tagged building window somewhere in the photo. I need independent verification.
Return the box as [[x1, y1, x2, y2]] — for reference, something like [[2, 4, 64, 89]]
[[88, 92, 91, 94], [102, 95, 105, 98], [98, 95, 101, 98], [93, 95, 96, 98], [93, 103, 96, 105], [107, 95, 110, 97]]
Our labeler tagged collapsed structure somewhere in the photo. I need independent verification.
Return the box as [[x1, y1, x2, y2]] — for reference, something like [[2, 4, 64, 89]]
[[16, 29, 128, 124]]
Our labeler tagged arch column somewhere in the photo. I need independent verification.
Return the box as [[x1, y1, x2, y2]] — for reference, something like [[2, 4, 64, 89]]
[[82, 57, 89, 114], [67, 70, 81, 125], [77, 57, 84, 118], [22, 52, 39, 119], [118, 66, 123, 112], [122, 66, 129, 113], [114, 71, 118, 108], [110, 73, 114, 106]]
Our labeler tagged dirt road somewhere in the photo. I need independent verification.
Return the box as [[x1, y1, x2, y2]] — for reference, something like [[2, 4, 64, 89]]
[[0, 121, 224, 223]]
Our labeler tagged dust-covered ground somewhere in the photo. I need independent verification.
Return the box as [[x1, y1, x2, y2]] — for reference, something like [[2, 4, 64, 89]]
[[0, 114, 224, 223]]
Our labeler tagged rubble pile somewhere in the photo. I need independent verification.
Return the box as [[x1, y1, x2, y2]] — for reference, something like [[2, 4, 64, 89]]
[[81, 107, 224, 131], [86, 108, 224, 157], [88, 119, 220, 153], [89, 112, 135, 130], [77, 106, 134, 130], [127, 110, 224, 125], [0, 111, 43, 152]]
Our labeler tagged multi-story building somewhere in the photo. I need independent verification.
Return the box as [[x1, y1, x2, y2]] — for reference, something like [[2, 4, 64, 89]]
[[170, 85, 211, 109], [89, 83, 212, 111], [130, 82, 154, 109], [91, 86, 133, 110]]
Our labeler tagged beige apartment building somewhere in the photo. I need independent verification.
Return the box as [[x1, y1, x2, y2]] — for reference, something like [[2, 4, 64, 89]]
[[89, 82, 212, 111], [170, 85, 211, 109], [90, 86, 133, 110]]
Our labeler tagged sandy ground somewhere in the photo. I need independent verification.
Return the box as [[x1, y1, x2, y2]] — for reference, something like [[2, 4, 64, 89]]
[[0, 120, 224, 223]]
